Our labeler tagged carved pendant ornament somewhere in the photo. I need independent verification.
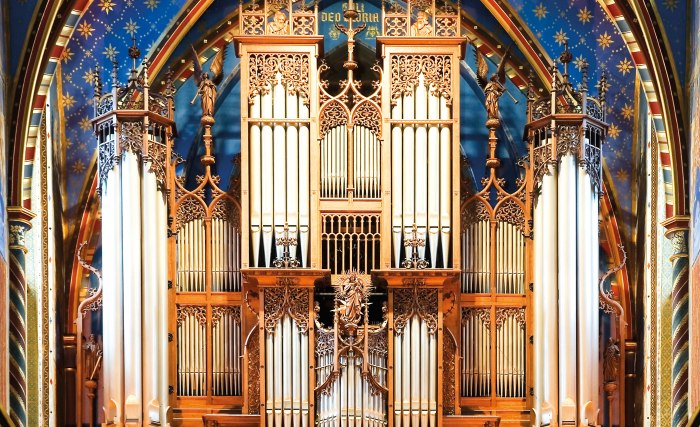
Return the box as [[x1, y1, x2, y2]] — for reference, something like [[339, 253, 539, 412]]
[[263, 278, 310, 333], [393, 279, 439, 334]]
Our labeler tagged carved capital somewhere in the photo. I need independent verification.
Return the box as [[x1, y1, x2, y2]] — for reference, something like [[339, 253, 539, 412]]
[[8, 207, 35, 253]]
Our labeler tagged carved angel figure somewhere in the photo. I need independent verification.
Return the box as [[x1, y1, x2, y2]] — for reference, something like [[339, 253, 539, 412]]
[[476, 44, 511, 124], [190, 43, 227, 119], [410, 11, 433, 36]]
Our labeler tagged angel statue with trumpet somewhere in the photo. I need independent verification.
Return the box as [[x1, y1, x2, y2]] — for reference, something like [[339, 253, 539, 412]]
[[190, 42, 228, 122]]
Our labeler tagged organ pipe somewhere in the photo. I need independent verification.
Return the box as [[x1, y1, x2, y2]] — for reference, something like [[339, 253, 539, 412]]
[[527, 52, 608, 426], [248, 68, 310, 268], [390, 71, 453, 269]]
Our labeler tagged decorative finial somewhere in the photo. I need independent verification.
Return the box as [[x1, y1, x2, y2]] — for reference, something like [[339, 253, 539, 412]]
[[128, 36, 141, 61], [111, 60, 119, 89], [93, 64, 102, 98], [527, 69, 536, 103], [272, 223, 300, 268], [579, 62, 589, 95], [402, 223, 429, 269], [598, 71, 608, 101]]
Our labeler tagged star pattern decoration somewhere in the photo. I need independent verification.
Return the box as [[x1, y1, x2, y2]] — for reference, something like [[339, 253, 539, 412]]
[[79, 117, 91, 132], [62, 93, 76, 109], [78, 21, 95, 39], [615, 169, 629, 184], [123, 19, 140, 36], [554, 29, 568, 45], [145, 0, 160, 11], [72, 160, 87, 174], [573, 54, 587, 71], [617, 58, 633, 75], [103, 44, 119, 60], [533, 3, 547, 19], [82, 69, 96, 85], [608, 123, 620, 139], [597, 32, 613, 49], [621, 104, 634, 119], [662, 0, 678, 10], [98, 0, 116, 13], [577, 6, 592, 24], [60, 48, 74, 63]]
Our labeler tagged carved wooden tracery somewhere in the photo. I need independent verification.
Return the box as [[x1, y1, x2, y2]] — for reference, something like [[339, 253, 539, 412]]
[[263, 278, 310, 333], [390, 54, 453, 106], [247, 53, 311, 105], [393, 280, 439, 334]]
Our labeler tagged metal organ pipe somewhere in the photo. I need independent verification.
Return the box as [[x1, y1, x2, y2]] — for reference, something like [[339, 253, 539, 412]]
[[249, 77, 308, 267], [461, 220, 491, 293], [391, 74, 452, 268], [391, 101, 403, 267], [265, 315, 309, 427], [558, 154, 577, 423], [394, 315, 437, 426]]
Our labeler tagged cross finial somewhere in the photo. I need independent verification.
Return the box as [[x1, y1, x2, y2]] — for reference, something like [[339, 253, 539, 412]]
[[402, 223, 429, 269], [273, 223, 300, 268]]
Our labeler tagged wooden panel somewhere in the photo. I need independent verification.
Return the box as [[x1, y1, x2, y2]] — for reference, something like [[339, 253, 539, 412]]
[[443, 415, 501, 427], [202, 414, 261, 426]]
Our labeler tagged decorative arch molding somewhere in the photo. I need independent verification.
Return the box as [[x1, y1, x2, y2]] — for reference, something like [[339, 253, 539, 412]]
[[599, 0, 686, 218]]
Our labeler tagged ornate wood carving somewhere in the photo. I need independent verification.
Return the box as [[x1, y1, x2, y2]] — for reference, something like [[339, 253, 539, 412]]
[[382, 0, 459, 37], [443, 331, 457, 415], [495, 198, 526, 233], [390, 55, 453, 106], [211, 306, 242, 326], [263, 278, 309, 333], [248, 53, 311, 105], [119, 121, 144, 154], [176, 305, 207, 326], [462, 307, 491, 329], [393, 280, 439, 334], [555, 125, 580, 159], [176, 197, 207, 228], [495, 308, 525, 330], [247, 327, 260, 414]]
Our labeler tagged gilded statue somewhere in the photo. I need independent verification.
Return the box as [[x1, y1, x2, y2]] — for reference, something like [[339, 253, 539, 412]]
[[267, 10, 290, 35], [410, 11, 433, 36]]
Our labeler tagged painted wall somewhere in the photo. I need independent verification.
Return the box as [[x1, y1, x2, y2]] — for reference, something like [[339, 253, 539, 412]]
[[688, 0, 700, 415]]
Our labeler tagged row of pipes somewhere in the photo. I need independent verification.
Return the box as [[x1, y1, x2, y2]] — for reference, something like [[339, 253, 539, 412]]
[[391, 74, 452, 269], [249, 74, 310, 268], [461, 221, 525, 294]]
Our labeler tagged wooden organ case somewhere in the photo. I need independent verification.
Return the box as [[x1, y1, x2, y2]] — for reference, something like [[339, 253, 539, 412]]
[[160, 1, 607, 427], [84, 1, 613, 424]]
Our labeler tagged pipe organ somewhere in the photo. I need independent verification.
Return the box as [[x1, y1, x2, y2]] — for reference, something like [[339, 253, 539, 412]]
[[527, 51, 607, 427], [88, 1, 610, 425], [93, 52, 172, 425]]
